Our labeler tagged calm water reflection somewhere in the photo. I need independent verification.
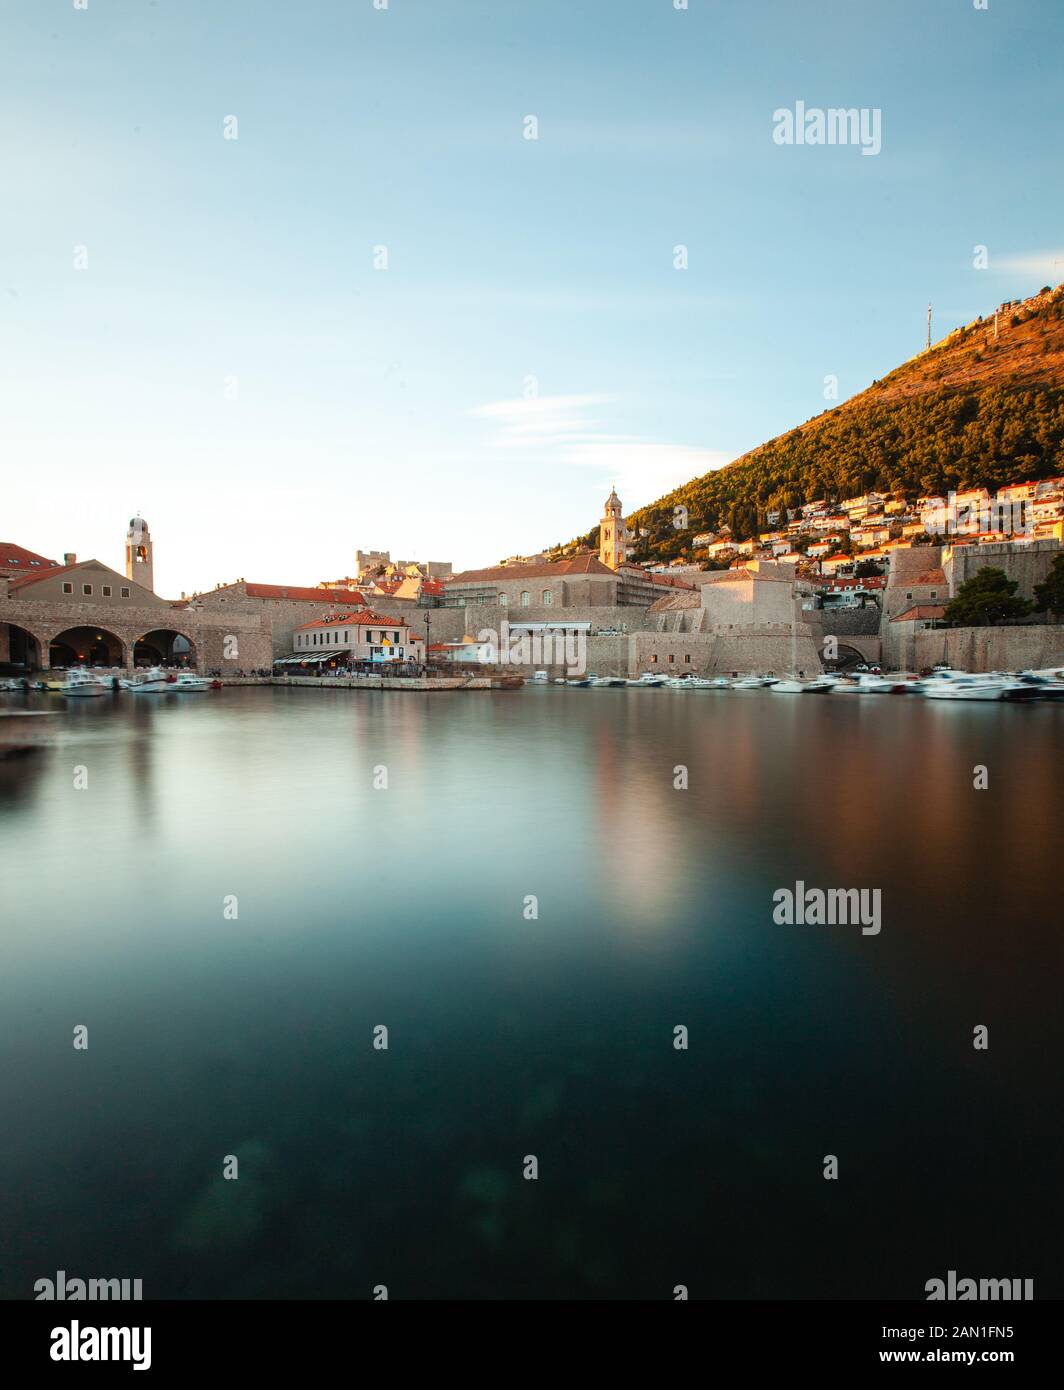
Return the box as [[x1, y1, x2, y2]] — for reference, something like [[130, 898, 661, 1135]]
[[1, 686, 1061, 1298]]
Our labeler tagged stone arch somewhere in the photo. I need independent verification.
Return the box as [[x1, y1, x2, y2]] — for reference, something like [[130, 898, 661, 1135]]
[[132, 628, 197, 669], [46, 626, 128, 670], [0, 622, 46, 672], [828, 642, 869, 671]]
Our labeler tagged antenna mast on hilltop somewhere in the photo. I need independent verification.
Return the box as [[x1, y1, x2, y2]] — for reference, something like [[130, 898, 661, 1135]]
[[926, 303, 932, 352]]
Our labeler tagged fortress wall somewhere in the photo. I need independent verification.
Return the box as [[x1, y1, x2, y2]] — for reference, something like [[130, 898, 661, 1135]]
[[913, 625, 1064, 673], [943, 540, 1061, 602]]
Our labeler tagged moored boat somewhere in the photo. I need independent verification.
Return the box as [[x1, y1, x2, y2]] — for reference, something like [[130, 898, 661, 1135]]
[[1013, 673, 1064, 700], [922, 677, 1004, 701], [770, 677, 832, 693], [50, 669, 110, 698], [129, 668, 212, 692]]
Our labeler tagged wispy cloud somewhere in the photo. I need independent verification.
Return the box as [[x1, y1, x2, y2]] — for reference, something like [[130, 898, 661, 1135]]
[[990, 250, 1064, 281], [467, 394, 731, 502]]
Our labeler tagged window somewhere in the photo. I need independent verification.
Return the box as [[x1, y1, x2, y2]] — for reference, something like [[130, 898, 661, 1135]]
[[668, 654, 675, 663], [102, 585, 111, 597], [83, 584, 92, 595], [498, 593, 508, 605], [684, 654, 691, 663], [930, 590, 937, 598], [906, 592, 912, 600], [366, 631, 374, 644], [63, 582, 73, 594], [344, 631, 349, 643], [520, 591, 530, 606], [121, 587, 130, 598], [650, 655, 658, 663]]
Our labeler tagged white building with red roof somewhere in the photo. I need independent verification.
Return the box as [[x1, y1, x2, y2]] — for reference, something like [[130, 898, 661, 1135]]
[[287, 609, 423, 668]]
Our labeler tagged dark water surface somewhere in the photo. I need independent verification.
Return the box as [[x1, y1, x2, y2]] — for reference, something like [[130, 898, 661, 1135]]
[[1, 685, 1061, 1299]]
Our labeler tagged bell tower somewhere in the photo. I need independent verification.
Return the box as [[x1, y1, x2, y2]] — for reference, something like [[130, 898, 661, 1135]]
[[599, 487, 625, 570], [126, 515, 154, 593]]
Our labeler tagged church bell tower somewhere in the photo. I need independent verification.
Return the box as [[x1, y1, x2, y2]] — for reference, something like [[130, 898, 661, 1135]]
[[599, 487, 625, 570], [126, 515, 154, 593]]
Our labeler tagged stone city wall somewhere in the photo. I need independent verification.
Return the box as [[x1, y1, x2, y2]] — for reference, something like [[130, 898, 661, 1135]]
[[913, 624, 1064, 673], [943, 539, 1062, 602]]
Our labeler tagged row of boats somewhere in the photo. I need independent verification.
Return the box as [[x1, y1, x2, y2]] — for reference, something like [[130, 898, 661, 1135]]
[[0, 668, 218, 697], [532, 667, 1064, 700]]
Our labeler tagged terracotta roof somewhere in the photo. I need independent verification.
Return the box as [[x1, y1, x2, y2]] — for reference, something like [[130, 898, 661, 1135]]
[[699, 566, 793, 584], [240, 583, 368, 604], [7, 561, 77, 591], [890, 605, 946, 623], [642, 571, 696, 590], [448, 555, 615, 584], [0, 542, 61, 576], [295, 610, 410, 632]]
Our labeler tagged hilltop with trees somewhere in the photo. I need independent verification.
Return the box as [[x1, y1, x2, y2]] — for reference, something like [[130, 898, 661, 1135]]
[[548, 285, 1064, 564]]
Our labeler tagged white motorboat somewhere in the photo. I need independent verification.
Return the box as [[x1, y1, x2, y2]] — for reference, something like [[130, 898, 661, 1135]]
[[854, 673, 913, 694], [530, 671, 550, 683], [130, 668, 212, 692], [731, 675, 770, 689], [628, 673, 666, 687], [52, 669, 110, 698], [685, 676, 725, 689], [565, 677, 591, 687], [922, 677, 1004, 701], [590, 675, 627, 687], [128, 668, 175, 692], [770, 678, 832, 693]]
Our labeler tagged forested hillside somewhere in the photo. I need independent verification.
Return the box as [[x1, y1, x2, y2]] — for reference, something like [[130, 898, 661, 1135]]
[[551, 284, 1064, 562]]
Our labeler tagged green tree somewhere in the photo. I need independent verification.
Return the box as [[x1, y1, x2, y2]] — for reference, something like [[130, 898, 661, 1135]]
[[1033, 554, 1064, 619], [943, 567, 1033, 627]]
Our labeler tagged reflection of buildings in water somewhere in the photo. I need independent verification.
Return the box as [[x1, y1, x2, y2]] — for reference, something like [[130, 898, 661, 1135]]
[[0, 736, 52, 810], [125, 707, 158, 826], [591, 718, 689, 921]]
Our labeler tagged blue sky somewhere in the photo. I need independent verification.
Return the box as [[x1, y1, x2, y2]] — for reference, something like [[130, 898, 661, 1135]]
[[2, 0, 1062, 595]]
